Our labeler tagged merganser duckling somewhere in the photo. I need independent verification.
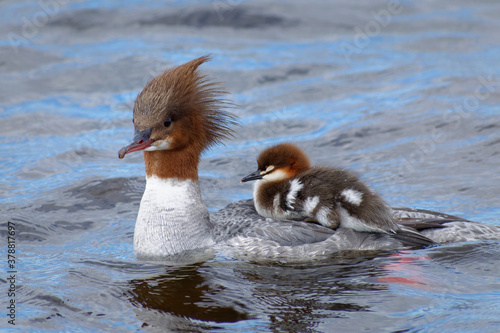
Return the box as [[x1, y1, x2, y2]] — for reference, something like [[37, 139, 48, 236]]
[[118, 56, 500, 260], [241, 143, 399, 234]]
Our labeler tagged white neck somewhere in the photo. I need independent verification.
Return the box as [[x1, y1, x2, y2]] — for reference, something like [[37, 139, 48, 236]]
[[134, 175, 215, 257], [252, 180, 275, 218]]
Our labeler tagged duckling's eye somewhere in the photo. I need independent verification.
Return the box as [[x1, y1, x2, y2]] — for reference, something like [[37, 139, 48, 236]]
[[163, 118, 172, 128]]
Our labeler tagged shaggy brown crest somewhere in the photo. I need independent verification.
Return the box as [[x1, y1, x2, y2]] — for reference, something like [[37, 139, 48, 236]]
[[133, 55, 237, 153], [120, 55, 238, 180]]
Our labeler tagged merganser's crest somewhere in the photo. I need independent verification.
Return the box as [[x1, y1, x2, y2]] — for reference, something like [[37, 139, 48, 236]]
[[134, 55, 235, 150], [119, 55, 237, 180]]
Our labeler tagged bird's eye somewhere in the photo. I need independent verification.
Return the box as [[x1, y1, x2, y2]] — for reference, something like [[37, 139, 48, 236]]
[[163, 118, 172, 128]]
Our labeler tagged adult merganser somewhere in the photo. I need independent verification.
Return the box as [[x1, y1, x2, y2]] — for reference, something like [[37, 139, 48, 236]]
[[241, 143, 399, 234], [118, 56, 500, 260]]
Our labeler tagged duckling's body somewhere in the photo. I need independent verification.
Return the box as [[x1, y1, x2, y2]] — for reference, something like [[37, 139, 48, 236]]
[[242, 143, 399, 233]]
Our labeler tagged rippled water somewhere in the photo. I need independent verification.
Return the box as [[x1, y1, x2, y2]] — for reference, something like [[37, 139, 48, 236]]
[[1, 0, 500, 331]]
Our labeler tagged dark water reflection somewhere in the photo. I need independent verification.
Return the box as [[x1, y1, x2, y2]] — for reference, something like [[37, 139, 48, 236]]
[[129, 266, 250, 325], [125, 252, 394, 332]]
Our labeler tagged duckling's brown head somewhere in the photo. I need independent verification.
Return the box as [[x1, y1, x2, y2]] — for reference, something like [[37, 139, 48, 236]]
[[241, 143, 311, 183]]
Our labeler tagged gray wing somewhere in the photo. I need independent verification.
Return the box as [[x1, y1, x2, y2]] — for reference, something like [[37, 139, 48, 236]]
[[392, 207, 500, 243], [211, 200, 500, 260], [211, 199, 334, 246]]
